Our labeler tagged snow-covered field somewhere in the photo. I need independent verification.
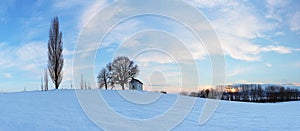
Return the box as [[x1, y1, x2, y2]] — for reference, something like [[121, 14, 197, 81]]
[[0, 90, 299, 130]]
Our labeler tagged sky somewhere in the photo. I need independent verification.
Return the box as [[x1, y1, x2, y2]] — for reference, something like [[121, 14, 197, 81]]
[[0, 0, 300, 93]]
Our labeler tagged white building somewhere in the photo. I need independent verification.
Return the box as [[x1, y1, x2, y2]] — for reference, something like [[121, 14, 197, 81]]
[[129, 78, 143, 90]]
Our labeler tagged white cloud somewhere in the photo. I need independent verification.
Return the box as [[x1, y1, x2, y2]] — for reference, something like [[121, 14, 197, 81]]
[[14, 42, 48, 74], [211, 3, 270, 39], [103, 19, 142, 48], [265, 63, 272, 67], [260, 45, 292, 54], [233, 79, 250, 84], [75, 0, 299, 74], [220, 34, 261, 61], [0, 43, 16, 68], [292, 62, 300, 67], [22, 63, 39, 71], [184, 1, 265, 61], [114, 29, 206, 65], [294, 48, 300, 51], [265, 0, 289, 22], [53, 0, 88, 10], [289, 11, 300, 32], [77, 0, 212, 63], [185, 0, 227, 8], [134, 52, 174, 64], [187, 0, 272, 39], [3, 73, 12, 79], [0, 42, 47, 75], [219, 35, 295, 61], [227, 67, 249, 77], [15, 42, 47, 62], [60, 57, 74, 82], [0, 41, 77, 89], [184, 0, 298, 61], [138, 62, 182, 92], [275, 31, 284, 36], [79, 0, 108, 29], [266, 0, 289, 7], [187, 42, 207, 60], [75, 0, 125, 59]]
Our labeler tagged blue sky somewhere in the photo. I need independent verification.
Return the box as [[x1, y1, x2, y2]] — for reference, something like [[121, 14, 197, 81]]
[[0, 0, 300, 93]]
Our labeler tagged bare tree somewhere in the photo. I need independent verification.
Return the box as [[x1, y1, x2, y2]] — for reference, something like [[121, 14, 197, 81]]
[[70, 81, 73, 89], [44, 68, 49, 91], [80, 74, 84, 89], [257, 85, 263, 101], [41, 76, 44, 91], [205, 89, 210, 98], [97, 67, 110, 90], [97, 63, 112, 90], [88, 81, 91, 89], [107, 63, 115, 90], [48, 16, 64, 89], [111, 56, 139, 90], [84, 79, 87, 89]]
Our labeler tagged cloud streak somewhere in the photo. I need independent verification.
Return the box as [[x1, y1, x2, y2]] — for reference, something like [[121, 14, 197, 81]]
[[185, 0, 299, 61], [2, 73, 13, 79], [290, 11, 300, 32]]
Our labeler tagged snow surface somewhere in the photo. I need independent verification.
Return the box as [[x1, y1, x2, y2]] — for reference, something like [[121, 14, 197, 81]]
[[0, 90, 299, 130]]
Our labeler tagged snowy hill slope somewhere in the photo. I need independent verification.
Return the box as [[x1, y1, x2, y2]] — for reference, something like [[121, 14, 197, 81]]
[[0, 90, 299, 130]]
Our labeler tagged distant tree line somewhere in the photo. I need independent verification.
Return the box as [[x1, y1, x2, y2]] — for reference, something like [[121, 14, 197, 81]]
[[184, 84, 300, 103], [80, 74, 91, 90]]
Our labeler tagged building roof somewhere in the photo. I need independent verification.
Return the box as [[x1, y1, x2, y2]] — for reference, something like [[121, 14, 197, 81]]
[[130, 78, 143, 85]]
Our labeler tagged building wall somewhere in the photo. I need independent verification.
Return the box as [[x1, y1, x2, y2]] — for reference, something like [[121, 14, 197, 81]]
[[129, 81, 143, 90]]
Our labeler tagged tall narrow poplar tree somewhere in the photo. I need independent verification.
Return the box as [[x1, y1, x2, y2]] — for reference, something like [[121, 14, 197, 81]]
[[48, 16, 64, 89]]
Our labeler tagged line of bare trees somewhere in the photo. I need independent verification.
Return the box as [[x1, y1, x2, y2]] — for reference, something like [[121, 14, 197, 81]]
[[186, 84, 300, 103], [80, 74, 91, 90]]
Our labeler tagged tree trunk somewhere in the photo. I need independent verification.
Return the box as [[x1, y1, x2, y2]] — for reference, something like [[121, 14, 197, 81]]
[[104, 73, 108, 90], [121, 84, 125, 90], [104, 79, 107, 90], [55, 83, 58, 89]]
